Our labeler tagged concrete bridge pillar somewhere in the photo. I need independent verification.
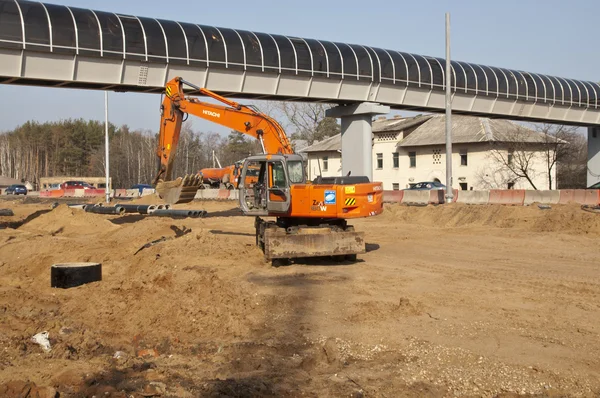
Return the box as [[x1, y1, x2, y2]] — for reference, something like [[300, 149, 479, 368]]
[[326, 102, 389, 181], [589, 127, 600, 187]]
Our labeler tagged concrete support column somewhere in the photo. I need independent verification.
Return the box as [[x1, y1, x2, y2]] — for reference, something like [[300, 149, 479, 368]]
[[326, 102, 389, 181], [588, 126, 600, 187]]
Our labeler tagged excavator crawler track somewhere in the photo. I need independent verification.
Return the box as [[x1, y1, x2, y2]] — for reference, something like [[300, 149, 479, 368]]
[[255, 217, 365, 262]]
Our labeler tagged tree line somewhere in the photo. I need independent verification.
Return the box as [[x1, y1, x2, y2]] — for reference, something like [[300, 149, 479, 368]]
[[0, 119, 264, 189], [0, 101, 340, 189]]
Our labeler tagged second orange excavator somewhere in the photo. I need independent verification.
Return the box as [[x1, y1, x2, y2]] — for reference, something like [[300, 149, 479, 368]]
[[154, 77, 383, 263]]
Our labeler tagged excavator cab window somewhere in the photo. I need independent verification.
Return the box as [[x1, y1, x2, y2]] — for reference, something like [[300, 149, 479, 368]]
[[266, 160, 291, 213], [287, 160, 305, 184], [270, 162, 287, 189]]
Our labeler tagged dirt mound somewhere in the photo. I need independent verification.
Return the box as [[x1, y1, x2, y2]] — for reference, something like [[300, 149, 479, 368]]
[[19, 204, 119, 235], [382, 203, 600, 235]]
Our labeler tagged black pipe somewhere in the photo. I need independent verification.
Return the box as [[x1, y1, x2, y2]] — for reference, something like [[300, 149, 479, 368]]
[[85, 205, 125, 215], [117, 204, 157, 214], [149, 209, 200, 218]]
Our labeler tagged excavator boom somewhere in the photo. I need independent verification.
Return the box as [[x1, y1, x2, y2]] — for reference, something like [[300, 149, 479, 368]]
[[155, 77, 293, 203]]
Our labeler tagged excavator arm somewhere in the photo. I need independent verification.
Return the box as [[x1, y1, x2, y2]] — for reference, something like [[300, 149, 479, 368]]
[[154, 77, 293, 203]]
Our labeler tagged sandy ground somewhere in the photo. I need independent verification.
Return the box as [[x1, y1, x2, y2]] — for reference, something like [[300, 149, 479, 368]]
[[0, 196, 599, 397]]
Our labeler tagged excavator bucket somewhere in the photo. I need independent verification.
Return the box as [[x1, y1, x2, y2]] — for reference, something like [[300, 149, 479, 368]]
[[155, 174, 203, 204]]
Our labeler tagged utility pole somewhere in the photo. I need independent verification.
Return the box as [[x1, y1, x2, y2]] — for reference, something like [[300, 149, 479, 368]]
[[445, 13, 454, 203], [104, 91, 110, 204]]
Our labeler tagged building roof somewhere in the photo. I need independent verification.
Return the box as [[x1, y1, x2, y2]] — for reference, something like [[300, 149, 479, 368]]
[[0, 176, 22, 187], [299, 134, 342, 153], [398, 115, 558, 147], [372, 114, 433, 133], [300, 114, 560, 153]]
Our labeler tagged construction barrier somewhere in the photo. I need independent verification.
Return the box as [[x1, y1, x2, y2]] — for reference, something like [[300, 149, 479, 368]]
[[141, 188, 155, 196], [524, 190, 560, 205], [456, 190, 490, 205], [126, 189, 140, 197], [401, 190, 430, 205], [558, 189, 600, 206], [31, 188, 600, 205], [429, 189, 458, 204], [217, 189, 231, 199], [40, 189, 65, 198], [383, 190, 403, 203], [488, 189, 525, 205]]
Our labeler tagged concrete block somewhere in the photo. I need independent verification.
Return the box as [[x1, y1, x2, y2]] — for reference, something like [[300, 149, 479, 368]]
[[383, 190, 403, 203], [559, 189, 600, 205], [401, 190, 430, 204], [489, 189, 525, 205], [456, 190, 490, 205], [524, 190, 560, 205]]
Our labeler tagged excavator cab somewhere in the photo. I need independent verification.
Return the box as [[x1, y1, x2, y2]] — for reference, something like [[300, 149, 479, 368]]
[[238, 154, 305, 217]]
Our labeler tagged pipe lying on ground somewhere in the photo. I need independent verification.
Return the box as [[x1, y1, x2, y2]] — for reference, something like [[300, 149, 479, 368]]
[[149, 209, 206, 218], [67, 204, 87, 210], [84, 205, 125, 215], [117, 204, 159, 215]]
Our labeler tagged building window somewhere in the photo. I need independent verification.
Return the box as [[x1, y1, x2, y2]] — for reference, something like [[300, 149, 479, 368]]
[[432, 149, 442, 165], [392, 152, 399, 169], [409, 151, 416, 168], [460, 150, 468, 166], [392, 183, 400, 190], [459, 182, 468, 190], [508, 181, 515, 189], [322, 156, 328, 171], [376, 153, 383, 169], [507, 149, 514, 166]]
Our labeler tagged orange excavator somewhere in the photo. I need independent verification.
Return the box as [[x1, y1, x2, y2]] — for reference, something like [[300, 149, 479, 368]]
[[154, 77, 383, 263]]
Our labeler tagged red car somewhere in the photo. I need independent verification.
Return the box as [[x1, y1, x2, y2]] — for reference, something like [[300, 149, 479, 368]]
[[60, 181, 94, 190]]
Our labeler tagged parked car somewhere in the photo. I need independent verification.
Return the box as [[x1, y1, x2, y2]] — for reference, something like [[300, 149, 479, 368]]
[[60, 181, 94, 190], [5, 184, 28, 195], [131, 184, 154, 194], [404, 181, 446, 191]]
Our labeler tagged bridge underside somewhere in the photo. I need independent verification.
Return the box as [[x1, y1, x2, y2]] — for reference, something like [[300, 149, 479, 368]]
[[1, 48, 600, 127]]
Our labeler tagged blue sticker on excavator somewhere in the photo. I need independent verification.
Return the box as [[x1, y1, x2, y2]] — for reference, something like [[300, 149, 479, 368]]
[[325, 190, 336, 205]]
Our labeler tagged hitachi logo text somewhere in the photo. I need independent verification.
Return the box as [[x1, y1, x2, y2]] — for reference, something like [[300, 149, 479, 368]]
[[203, 110, 220, 118]]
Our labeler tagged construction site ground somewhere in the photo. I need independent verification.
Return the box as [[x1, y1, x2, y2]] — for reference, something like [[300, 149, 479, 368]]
[[0, 197, 599, 397]]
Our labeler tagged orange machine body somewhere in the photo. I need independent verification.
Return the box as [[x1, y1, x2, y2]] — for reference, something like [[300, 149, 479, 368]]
[[287, 183, 383, 219]]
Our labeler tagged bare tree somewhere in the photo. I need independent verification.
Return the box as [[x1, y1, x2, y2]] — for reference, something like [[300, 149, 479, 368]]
[[476, 124, 584, 190], [536, 124, 581, 189], [477, 125, 554, 190], [261, 101, 340, 145]]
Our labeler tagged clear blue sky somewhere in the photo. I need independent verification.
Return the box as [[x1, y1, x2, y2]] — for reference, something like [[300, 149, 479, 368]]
[[2, 0, 599, 133]]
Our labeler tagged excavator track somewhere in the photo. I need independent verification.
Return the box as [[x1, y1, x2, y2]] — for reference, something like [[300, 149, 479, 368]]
[[255, 217, 365, 263], [155, 173, 202, 204]]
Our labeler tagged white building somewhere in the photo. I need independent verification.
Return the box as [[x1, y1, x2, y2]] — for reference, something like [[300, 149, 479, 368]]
[[301, 114, 558, 190]]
